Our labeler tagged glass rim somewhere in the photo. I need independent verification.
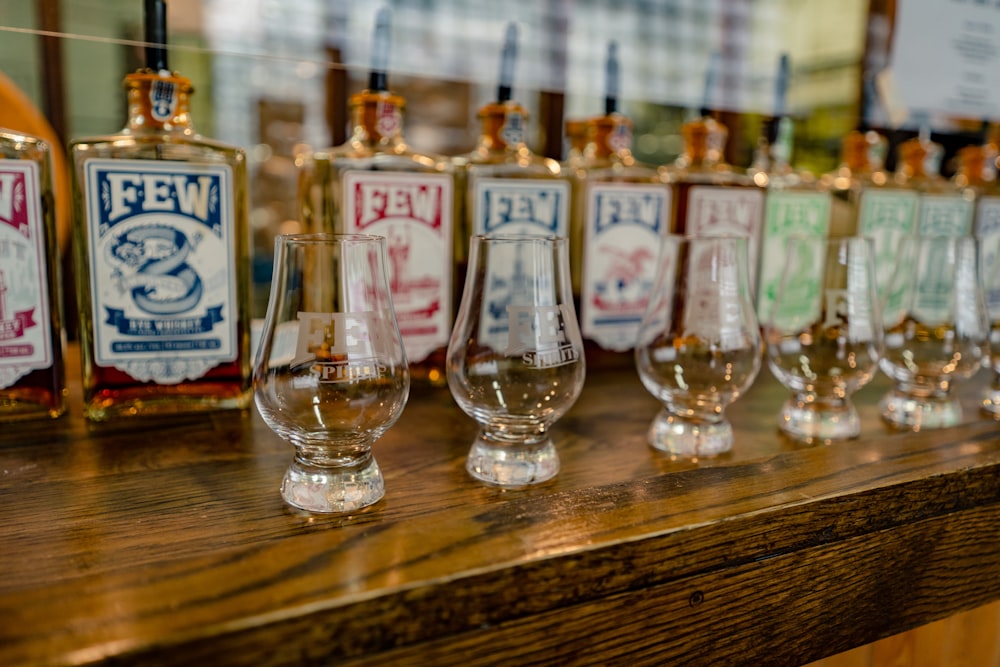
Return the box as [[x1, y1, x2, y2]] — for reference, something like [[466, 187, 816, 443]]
[[275, 232, 386, 245], [470, 233, 566, 243]]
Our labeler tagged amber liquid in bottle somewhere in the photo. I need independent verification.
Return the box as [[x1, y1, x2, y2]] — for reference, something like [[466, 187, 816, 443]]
[[70, 71, 252, 421], [567, 113, 671, 371], [0, 128, 67, 421], [298, 89, 457, 387]]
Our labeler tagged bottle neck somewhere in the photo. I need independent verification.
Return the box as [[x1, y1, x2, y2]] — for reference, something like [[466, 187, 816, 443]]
[[564, 119, 587, 160], [677, 116, 728, 168], [839, 131, 872, 172], [124, 70, 195, 134], [348, 90, 406, 146], [752, 116, 792, 172], [476, 101, 529, 153], [954, 145, 990, 187], [584, 114, 634, 161], [896, 137, 941, 180]]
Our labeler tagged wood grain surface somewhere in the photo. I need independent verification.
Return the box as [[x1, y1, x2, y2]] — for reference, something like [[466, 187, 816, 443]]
[[0, 349, 997, 666]]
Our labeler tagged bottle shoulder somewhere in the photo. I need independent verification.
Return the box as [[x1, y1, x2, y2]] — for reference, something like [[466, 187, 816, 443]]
[[0, 128, 51, 162], [459, 147, 561, 175], [668, 163, 752, 187], [751, 167, 824, 192], [309, 143, 452, 174], [70, 131, 246, 166]]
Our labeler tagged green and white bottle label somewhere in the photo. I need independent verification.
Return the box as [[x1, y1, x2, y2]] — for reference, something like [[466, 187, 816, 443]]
[[756, 190, 831, 322], [857, 189, 918, 297]]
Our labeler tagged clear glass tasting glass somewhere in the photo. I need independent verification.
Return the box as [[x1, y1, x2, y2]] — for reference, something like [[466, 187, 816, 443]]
[[635, 235, 762, 458], [879, 235, 989, 429], [254, 234, 409, 512], [981, 234, 1000, 416], [447, 235, 586, 487], [765, 236, 883, 444]]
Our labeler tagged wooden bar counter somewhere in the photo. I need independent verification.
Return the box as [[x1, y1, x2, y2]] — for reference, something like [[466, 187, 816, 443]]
[[1, 351, 998, 666]]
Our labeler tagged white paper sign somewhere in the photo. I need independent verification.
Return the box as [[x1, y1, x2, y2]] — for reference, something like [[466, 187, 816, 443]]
[[889, 0, 1000, 120]]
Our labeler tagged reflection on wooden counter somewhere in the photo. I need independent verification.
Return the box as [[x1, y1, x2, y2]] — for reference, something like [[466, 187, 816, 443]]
[[0, 349, 998, 666]]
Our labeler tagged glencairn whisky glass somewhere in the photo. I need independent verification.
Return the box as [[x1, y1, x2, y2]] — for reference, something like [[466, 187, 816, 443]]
[[879, 235, 989, 429], [635, 235, 761, 457], [765, 236, 883, 443], [447, 235, 586, 487], [254, 234, 409, 512], [979, 234, 1000, 416]]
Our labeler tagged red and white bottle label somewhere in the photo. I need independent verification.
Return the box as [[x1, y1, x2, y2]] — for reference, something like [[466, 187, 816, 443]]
[[685, 186, 764, 289], [342, 170, 453, 363], [0, 160, 53, 388]]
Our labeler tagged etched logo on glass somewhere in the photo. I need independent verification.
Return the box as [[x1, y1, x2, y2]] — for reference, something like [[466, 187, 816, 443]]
[[292, 311, 391, 383], [506, 304, 580, 369]]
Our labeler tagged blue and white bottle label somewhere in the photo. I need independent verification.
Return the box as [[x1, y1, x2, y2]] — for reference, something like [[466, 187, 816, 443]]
[[84, 159, 237, 383], [0, 160, 52, 388], [581, 182, 669, 351], [472, 178, 570, 237]]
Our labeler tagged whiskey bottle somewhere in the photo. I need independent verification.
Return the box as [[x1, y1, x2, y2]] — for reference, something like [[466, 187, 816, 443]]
[[822, 128, 891, 238], [894, 130, 974, 236], [457, 23, 569, 245], [0, 127, 67, 421], [666, 114, 765, 294], [955, 144, 1000, 327], [567, 41, 671, 368], [69, 0, 251, 420], [749, 54, 832, 321], [822, 126, 918, 298], [297, 8, 456, 387]]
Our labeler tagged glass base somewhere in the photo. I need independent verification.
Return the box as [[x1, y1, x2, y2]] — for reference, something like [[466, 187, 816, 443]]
[[648, 409, 733, 458], [466, 432, 559, 487], [281, 453, 384, 513], [778, 395, 860, 445], [879, 388, 962, 430]]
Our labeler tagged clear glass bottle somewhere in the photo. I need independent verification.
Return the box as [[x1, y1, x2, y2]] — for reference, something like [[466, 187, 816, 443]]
[[69, 7, 251, 421], [456, 24, 569, 254], [955, 145, 1000, 350], [666, 113, 765, 292], [837, 132, 921, 298], [459, 101, 568, 240], [0, 127, 67, 421], [894, 134, 974, 236], [568, 111, 671, 370], [822, 129, 892, 238], [749, 114, 832, 321], [297, 13, 457, 387]]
